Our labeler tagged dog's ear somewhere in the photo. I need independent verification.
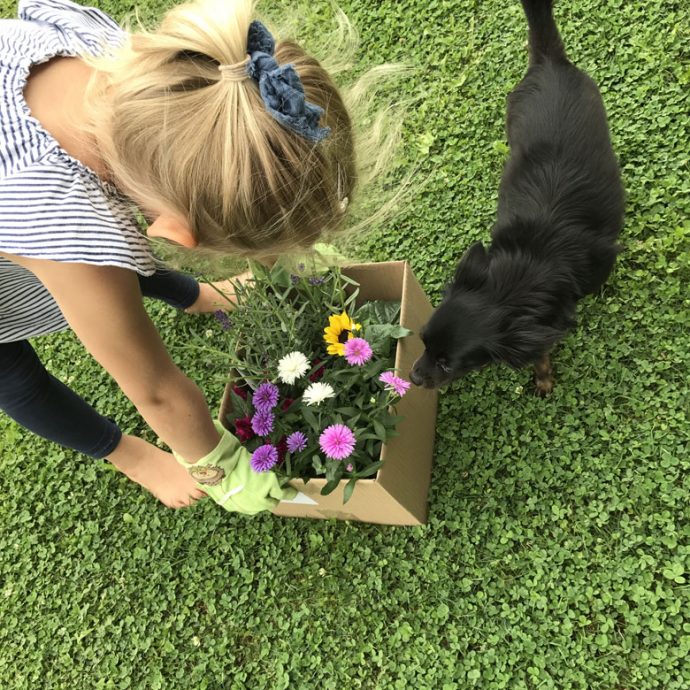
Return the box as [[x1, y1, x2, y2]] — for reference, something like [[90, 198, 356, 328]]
[[453, 242, 489, 290]]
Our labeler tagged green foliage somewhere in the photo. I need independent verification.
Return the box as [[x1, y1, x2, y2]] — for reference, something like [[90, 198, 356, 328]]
[[1, 1, 689, 689]]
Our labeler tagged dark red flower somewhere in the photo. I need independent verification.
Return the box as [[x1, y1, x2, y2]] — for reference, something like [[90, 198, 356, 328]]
[[309, 358, 326, 382], [231, 384, 249, 400], [234, 415, 254, 442], [281, 398, 295, 411], [276, 436, 288, 465]]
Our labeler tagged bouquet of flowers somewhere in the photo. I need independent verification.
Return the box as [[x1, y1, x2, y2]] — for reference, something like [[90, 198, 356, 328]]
[[202, 260, 413, 503]]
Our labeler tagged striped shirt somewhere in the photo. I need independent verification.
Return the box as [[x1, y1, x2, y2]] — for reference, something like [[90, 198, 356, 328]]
[[0, 0, 156, 343]]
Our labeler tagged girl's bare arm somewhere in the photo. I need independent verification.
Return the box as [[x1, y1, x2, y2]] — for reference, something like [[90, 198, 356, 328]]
[[3, 253, 220, 461]]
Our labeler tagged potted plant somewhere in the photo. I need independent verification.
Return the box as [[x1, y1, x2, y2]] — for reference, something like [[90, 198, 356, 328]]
[[205, 259, 437, 525]]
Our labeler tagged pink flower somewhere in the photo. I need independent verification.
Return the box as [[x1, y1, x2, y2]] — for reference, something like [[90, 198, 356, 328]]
[[343, 337, 373, 366], [379, 371, 411, 397], [319, 424, 356, 461]]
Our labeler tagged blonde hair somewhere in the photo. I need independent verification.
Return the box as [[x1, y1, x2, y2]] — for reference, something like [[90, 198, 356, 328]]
[[83, 0, 403, 260]]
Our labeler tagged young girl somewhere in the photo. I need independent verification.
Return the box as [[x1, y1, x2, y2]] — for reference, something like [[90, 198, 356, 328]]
[[0, 0, 359, 511]]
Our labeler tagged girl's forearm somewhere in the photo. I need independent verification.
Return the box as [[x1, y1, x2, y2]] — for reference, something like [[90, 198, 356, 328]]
[[133, 371, 221, 462]]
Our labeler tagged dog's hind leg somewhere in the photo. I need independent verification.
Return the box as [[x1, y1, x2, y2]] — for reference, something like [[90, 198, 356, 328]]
[[534, 352, 555, 397]]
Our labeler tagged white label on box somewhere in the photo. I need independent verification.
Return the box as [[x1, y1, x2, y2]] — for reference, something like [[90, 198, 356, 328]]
[[280, 492, 319, 505]]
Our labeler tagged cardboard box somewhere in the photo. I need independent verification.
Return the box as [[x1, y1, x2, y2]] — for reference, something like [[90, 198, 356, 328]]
[[218, 261, 438, 526]]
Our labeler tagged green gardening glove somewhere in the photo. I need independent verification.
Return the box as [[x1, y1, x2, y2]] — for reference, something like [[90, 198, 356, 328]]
[[173, 421, 297, 514]]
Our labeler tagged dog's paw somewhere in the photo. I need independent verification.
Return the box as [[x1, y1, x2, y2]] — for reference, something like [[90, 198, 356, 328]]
[[534, 376, 554, 397]]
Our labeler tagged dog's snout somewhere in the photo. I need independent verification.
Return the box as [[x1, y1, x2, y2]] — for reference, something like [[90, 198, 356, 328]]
[[409, 367, 423, 387]]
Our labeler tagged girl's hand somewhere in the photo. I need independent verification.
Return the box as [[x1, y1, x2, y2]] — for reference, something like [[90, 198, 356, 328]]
[[184, 271, 253, 314]]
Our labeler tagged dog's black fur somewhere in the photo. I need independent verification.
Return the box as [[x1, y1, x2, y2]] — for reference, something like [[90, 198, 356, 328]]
[[410, 0, 624, 394]]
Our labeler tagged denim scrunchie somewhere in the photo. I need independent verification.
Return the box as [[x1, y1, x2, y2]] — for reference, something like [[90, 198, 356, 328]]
[[245, 21, 330, 143]]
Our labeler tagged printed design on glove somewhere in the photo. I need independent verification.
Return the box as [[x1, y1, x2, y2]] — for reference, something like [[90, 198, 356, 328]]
[[189, 465, 226, 486]]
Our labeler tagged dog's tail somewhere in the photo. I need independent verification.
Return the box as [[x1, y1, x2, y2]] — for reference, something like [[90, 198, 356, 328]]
[[520, 0, 567, 64]]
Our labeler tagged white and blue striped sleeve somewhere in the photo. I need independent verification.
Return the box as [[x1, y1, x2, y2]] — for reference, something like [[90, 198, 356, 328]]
[[0, 159, 156, 275], [18, 0, 126, 54]]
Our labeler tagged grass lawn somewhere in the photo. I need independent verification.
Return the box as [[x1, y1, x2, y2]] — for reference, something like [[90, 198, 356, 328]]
[[1, 0, 688, 688]]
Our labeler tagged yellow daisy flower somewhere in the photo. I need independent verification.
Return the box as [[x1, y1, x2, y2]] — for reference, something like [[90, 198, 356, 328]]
[[324, 311, 361, 356]]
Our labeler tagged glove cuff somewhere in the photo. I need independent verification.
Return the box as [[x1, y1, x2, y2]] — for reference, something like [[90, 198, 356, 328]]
[[173, 421, 241, 487]]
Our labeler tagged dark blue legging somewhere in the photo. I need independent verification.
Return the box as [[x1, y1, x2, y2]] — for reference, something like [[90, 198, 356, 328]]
[[0, 269, 199, 458]]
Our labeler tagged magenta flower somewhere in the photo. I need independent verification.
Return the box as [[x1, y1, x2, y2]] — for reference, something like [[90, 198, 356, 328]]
[[252, 382, 279, 412], [250, 444, 279, 472], [343, 337, 373, 366], [346, 463, 354, 472], [319, 424, 356, 461], [379, 371, 411, 397], [251, 410, 274, 437], [286, 431, 308, 454]]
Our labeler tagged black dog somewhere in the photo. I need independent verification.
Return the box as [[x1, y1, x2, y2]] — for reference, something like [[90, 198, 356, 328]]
[[410, 0, 624, 395]]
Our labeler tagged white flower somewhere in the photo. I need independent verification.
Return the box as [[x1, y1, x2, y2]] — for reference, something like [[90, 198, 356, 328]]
[[277, 351, 310, 384], [303, 382, 335, 406]]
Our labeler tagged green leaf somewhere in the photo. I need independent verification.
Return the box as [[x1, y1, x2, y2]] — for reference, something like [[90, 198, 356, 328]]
[[372, 420, 387, 442], [344, 287, 360, 311], [269, 264, 293, 288], [354, 461, 383, 478], [343, 477, 357, 504], [335, 407, 360, 417], [301, 406, 320, 432], [311, 454, 324, 474], [320, 478, 341, 496], [227, 387, 250, 418], [356, 300, 401, 325]]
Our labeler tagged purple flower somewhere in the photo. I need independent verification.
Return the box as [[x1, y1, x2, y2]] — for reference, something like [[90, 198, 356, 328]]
[[319, 424, 356, 461], [286, 431, 308, 454], [290, 274, 300, 285], [252, 382, 279, 412], [346, 463, 354, 472], [250, 444, 279, 472], [297, 262, 306, 272], [308, 276, 325, 285], [251, 410, 274, 437], [343, 337, 373, 366], [379, 371, 411, 397], [213, 310, 232, 330]]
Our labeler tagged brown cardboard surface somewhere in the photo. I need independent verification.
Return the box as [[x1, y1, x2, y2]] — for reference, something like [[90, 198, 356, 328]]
[[218, 261, 438, 526]]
